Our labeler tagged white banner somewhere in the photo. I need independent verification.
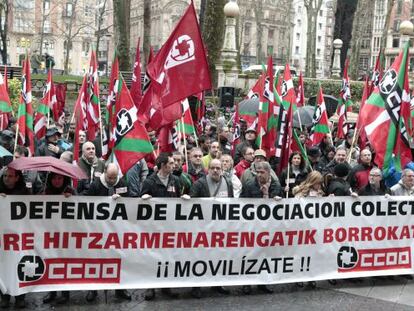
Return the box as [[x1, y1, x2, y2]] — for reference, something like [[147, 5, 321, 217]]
[[1, 195, 414, 295]]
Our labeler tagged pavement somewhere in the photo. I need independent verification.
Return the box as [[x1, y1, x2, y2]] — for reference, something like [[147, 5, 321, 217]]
[[6, 276, 414, 311]]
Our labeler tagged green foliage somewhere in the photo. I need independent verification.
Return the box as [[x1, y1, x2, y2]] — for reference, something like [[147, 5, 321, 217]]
[[299, 78, 365, 110], [8, 78, 21, 114]]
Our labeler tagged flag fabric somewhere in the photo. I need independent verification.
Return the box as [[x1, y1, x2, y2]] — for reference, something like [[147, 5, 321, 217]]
[[231, 102, 241, 156], [86, 50, 100, 141], [72, 81, 86, 188], [34, 70, 56, 140], [54, 83, 66, 123], [276, 100, 294, 175], [256, 57, 275, 152], [241, 75, 262, 127], [111, 74, 154, 175], [355, 77, 370, 150], [336, 58, 352, 139], [360, 43, 412, 174], [146, 1, 211, 109], [310, 85, 330, 145], [0, 70, 12, 130], [176, 99, 196, 136], [296, 71, 305, 107], [17, 54, 34, 155], [369, 52, 384, 96], [158, 123, 179, 153], [130, 38, 143, 108], [103, 54, 120, 160]]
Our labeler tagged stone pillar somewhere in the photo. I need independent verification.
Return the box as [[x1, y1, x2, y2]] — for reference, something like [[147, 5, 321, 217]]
[[331, 39, 343, 79], [216, 0, 240, 88]]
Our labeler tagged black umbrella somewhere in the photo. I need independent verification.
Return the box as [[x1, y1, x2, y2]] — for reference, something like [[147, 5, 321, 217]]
[[307, 95, 338, 118], [294, 106, 315, 129]]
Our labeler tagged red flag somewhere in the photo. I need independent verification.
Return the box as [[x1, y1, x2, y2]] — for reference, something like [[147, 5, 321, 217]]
[[336, 58, 352, 139], [146, 2, 211, 108], [86, 50, 100, 141], [369, 52, 384, 96], [310, 86, 330, 145], [0, 70, 12, 130], [130, 38, 142, 108], [355, 77, 370, 150], [17, 54, 34, 155], [104, 55, 119, 160], [296, 71, 305, 107], [276, 101, 293, 175], [55, 83, 66, 122]]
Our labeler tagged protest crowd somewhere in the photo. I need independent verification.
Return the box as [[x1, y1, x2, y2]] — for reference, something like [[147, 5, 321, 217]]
[[1, 2, 414, 309]]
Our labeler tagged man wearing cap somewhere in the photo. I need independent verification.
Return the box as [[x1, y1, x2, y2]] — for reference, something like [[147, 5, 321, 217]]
[[36, 127, 63, 158], [241, 149, 280, 185], [307, 146, 325, 172], [234, 128, 258, 164]]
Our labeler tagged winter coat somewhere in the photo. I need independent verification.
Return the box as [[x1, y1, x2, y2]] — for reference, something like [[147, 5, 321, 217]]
[[326, 178, 351, 196], [240, 177, 282, 198], [190, 175, 234, 198], [348, 163, 373, 192], [140, 172, 181, 197], [390, 181, 414, 196], [85, 174, 129, 197], [279, 166, 308, 197]]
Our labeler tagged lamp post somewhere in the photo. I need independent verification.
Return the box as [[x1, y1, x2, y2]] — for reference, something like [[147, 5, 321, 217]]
[[399, 20, 413, 47], [331, 38, 342, 78]]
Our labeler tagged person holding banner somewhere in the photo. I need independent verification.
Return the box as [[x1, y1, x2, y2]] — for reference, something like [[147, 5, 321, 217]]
[[390, 168, 414, 196], [189, 158, 233, 298], [0, 167, 29, 308], [280, 152, 308, 198], [77, 141, 105, 194], [83, 163, 131, 302], [42, 172, 75, 305], [353, 167, 390, 196], [141, 152, 182, 300]]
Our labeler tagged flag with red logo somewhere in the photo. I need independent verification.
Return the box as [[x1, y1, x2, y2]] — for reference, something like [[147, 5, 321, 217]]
[[146, 1, 211, 109], [16, 54, 34, 155], [369, 52, 384, 96]]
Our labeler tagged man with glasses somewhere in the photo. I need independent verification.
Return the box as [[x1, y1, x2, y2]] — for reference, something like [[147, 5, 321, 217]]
[[391, 168, 414, 196], [234, 146, 254, 178], [352, 167, 390, 196], [183, 148, 207, 182]]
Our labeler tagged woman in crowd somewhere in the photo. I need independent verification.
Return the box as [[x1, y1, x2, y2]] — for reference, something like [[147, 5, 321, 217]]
[[280, 152, 308, 197], [42, 172, 75, 305]]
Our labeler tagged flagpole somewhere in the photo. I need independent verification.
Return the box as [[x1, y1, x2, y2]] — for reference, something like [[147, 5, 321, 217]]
[[181, 116, 189, 172], [46, 65, 51, 128], [13, 123, 19, 156], [347, 127, 359, 163], [286, 162, 290, 198]]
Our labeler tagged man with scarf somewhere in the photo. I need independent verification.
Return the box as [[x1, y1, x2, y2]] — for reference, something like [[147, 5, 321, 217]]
[[83, 162, 131, 302], [182, 148, 207, 183], [220, 154, 241, 197], [77, 141, 105, 194]]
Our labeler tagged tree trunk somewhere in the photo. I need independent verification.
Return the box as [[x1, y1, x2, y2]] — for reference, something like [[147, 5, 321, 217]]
[[0, 1, 9, 65], [143, 0, 151, 69], [254, 0, 263, 64], [113, 0, 131, 71], [202, 0, 226, 86], [199, 0, 207, 33]]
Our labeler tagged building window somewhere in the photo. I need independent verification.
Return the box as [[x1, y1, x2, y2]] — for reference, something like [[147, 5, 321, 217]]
[[319, 10, 323, 16], [297, 19, 301, 27], [65, 2, 73, 17], [318, 23, 322, 30], [244, 24, 251, 37], [318, 36, 321, 42], [43, 0, 50, 11], [43, 20, 51, 33], [268, 28, 274, 40], [392, 37, 400, 48], [295, 46, 299, 54], [298, 5, 302, 13], [317, 48, 321, 56], [296, 33, 300, 40], [397, 0, 402, 15]]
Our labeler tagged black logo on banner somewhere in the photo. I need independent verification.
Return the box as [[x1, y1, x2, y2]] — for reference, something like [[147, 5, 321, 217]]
[[281, 80, 288, 97], [337, 246, 358, 269], [379, 70, 397, 95], [17, 255, 45, 282]]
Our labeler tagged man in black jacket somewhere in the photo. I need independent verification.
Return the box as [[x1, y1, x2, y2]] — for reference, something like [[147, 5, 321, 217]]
[[0, 168, 28, 308], [140, 152, 181, 300], [189, 159, 233, 298], [83, 163, 131, 302], [240, 161, 280, 294]]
